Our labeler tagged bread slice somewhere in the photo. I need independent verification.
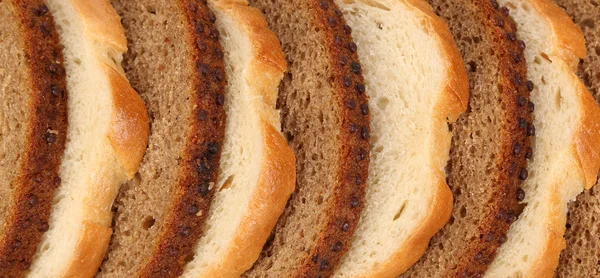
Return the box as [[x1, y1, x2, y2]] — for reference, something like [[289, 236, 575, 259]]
[[484, 0, 600, 277], [553, 0, 600, 276], [0, 0, 148, 277], [99, 0, 294, 277], [0, 0, 69, 275], [401, 0, 534, 276], [330, 0, 468, 277], [243, 0, 371, 277], [179, 0, 296, 277], [98, 0, 228, 276]]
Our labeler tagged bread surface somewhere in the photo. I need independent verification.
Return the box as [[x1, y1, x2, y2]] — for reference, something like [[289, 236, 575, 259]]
[[331, 0, 468, 277], [244, 0, 371, 277], [553, 0, 600, 275], [401, 0, 533, 276], [99, 0, 227, 277], [179, 0, 295, 277], [483, 0, 600, 277], [0, 1, 69, 276]]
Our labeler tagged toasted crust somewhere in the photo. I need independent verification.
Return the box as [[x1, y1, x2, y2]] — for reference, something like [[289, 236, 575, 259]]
[[63, 221, 113, 278], [137, 1, 228, 276], [190, 1, 295, 277], [359, 0, 468, 277], [197, 122, 295, 278], [71, 0, 126, 53], [502, 0, 600, 276], [106, 64, 150, 177], [526, 0, 585, 69], [0, 1, 69, 275], [293, 1, 371, 276]]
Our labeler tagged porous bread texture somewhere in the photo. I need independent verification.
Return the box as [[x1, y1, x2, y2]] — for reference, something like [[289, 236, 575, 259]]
[[244, 0, 371, 276], [243, 0, 340, 273], [27, 0, 148, 277], [553, 0, 600, 276], [98, 0, 194, 276], [332, 0, 467, 277], [0, 1, 28, 232], [402, 0, 533, 276], [486, 0, 600, 277], [179, 0, 295, 277]]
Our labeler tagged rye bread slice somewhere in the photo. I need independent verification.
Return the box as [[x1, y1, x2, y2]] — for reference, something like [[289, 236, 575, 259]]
[[331, 0, 469, 277], [1, 0, 149, 276], [178, 0, 296, 277], [401, 0, 533, 276], [99, 0, 227, 277], [243, 0, 371, 277], [484, 0, 600, 276], [0, 1, 68, 275], [552, 0, 600, 276]]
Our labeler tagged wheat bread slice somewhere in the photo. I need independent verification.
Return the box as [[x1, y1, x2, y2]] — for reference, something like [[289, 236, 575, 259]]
[[552, 0, 600, 276], [177, 0, 296, 277], [98, 0, 229, 277], [401, 0, 534, 276], [243, 0, 371, 277], [330, 0, 468, 277], [0, 0, 68, 275], [0, 0, 149, 277], [483, 0, 600, 277]]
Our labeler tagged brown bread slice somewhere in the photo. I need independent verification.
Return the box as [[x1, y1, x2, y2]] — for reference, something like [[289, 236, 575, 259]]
[[98, 0, 228, 277], [553, 0, 600, 276], [401, 0, 533, 277], [1, 0, 149, 277], [0, 1, 68, 275], [243, 0, 371, 277]]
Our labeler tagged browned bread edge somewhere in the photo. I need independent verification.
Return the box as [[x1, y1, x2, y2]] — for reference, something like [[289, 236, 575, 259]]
[[191, 1, 296, 277], [0, 1, 69, 275], [359, 0, 469, 276], [136, 0, 228, 277]]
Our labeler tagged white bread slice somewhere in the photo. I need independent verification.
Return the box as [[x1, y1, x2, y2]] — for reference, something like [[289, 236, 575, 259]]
[[180, 0, 295, 277], [27, 0, 148, 277], [332, 0, 468, 277], [485, 0, 600, 277]]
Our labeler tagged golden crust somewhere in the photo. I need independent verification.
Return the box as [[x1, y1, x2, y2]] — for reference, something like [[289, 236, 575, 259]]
[[62, 221, 113, 278], [197, 122, 295, 278], [71, 0, 127, 53], [528, 0, 586, 68], [190, 2, 294, 277], [356, 1, 467, 277], [105, 63, 150, 177], [514, 0, 600, 275]]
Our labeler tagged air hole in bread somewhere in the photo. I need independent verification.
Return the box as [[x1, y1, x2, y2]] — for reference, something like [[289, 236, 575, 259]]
[[506, 2, 517, 9], [534, 56, 542, 64], [376, 97, 389, 110], [459, 206, 467, 218], [555, 89, 564, 109], [145, 6, 156, 15], [184, 254, 194, 263], [393, 201, 407, 221], [218, 175, 233, 192], [142, 216, 155, 230], [541, 52, 552, 63], [468, 61, 477, 72]]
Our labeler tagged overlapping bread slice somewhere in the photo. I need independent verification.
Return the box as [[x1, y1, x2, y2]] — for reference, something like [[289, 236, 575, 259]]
[[0, 0, 148, 277], [99, 0, 294, 277], [485, 0, 600, 277], [553, 0, 600, 276], [330, 0, 468, 277], [243, 0, 371, 277], [401, 0, 534, 277]]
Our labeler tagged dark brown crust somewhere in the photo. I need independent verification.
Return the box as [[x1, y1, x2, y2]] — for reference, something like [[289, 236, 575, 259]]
[[136, 0, 227, 277], [292, 0, 370, 277], [0, 1, 68, 276], [449, 0, 534, 276]]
